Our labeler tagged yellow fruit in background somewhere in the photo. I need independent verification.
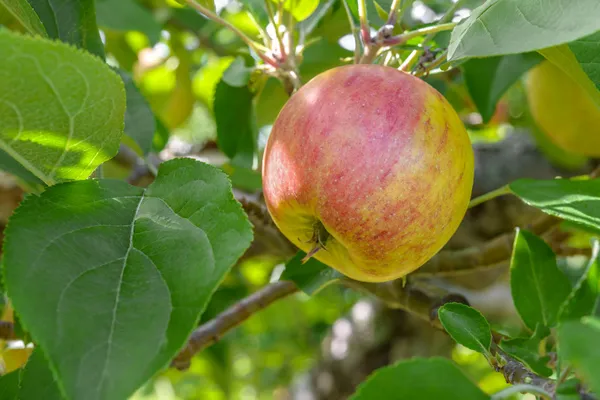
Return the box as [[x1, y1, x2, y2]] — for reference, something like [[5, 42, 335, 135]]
[[526, 61, 600, 156]]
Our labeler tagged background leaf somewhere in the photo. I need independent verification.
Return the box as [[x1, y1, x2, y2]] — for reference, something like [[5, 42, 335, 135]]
[[559, 240, 600, 321], [350, 358, 490, 400], [27, 0, 105, 58], [510, 178, 600, 234], [569, 31, 600, 92], [558, 317, 600, 394], [510, 229, 571, 330], [462, 53, 542, 122], [448, 0, 600, 60], [214, 61, 258, 168], [0, 32, 125, 185], [280, 251, 343, 295], [3, 158, 253, 400], [438, 303, 491, 355], [95, 0, 162, 44], [0, 369, 20, 400], [117, 69, 156, 155], [0, 0, 47, 36], [0, 31, 125, 186]]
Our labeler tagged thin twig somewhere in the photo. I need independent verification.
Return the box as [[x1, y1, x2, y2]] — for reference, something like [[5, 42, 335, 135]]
[[265, 0, 287, 60], [172, 281, 298, 369], [357, 0, 370, 45], [383, 22, 456, 46], [386, 0, 402, 25], [469, 185, 511, 209], [185, 0, 279, 67], [342, 0, 362, 64]]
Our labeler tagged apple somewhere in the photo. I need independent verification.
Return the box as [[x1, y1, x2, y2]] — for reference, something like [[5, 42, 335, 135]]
[[526, 61, 600, 156], [262, 65, 474, 282]]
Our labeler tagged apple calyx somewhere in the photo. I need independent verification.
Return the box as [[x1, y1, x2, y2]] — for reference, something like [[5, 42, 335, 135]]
[[301, 221, 330, 264]]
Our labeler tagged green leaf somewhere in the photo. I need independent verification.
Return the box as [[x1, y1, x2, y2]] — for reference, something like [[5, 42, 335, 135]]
[[559, 240, 600, 321], [510, 229, 571, 330], [0, 30, 125, 186], [221, 163, 262, 192], [0, 150, 45, 192], [28, 0, 105, 59], [214, 62, 258, 169], [280, 252, 343, 295], [350, 358, 490, 400], [18, 348, 63, 400], [117, 69, 156, 155], [558, 317, 600, 394], [345, 0, 393, 27], [0, 0, 47, 36], [462, 53, 543, 122], [510, 178, 600, 234], [438, 303, 492, 355], [0, 369, 20, 400], [538, 44, 600, 108], [499, 324, 553, 377], [448, 0, 600, 61], [95, 0, 162, 44], [297, 0, 336, 37], [239, 0, 269, 25], [3, 158, 253, 400], [221, 57, 253, 87], [273, 0, 320, 22], [569, 31, 600, 92]]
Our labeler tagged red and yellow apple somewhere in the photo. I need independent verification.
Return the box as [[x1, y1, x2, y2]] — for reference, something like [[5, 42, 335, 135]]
[[526, 61, 600, 156], [262, 64, 474, 282]]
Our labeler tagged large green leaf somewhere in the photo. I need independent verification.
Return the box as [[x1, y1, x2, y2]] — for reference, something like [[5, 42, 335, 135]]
[[569, 31, 600, 92], [3, 158, 253, 400], [438, 303, 491, 356], [0, 30, 125, 186], [510, 230, 571, 330], [0, 369, 20, 400], [117, 70, 156, 155], [214, 60, 258, 169], [559, 240, 600, 321], [448, 0, 600, 61], [510, 178, 600, 234], [350, 358, 490, 400], [18, 348, 63, 400], [280, 251, 343, 295], [27, 0, 105, 58], [0, 0, 47, 36], [558, 317, 600, 394], [499, 324, 552, 377], [462, 53, 542, 122], [95, 0, 161, 44]]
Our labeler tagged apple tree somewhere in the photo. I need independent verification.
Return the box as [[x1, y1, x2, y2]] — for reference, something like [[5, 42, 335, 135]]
[[0, 0, 599, 399]]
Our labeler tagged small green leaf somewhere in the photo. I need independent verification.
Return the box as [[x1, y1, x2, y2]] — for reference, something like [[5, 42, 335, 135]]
[[239, 0, 269, 25], [297, 0, 335, 37], [117, 69, 156, 155], [214, 63, 258, 169], [280, 252, 343, 295], [559, 240, 600, 321], [95, 0, 162, 44], [3, 158, 253, 400], [558, 317, 600, 394], [272, 0, 320, 22], [538, 44, 600, 108], [499, 324, 553, 377], [350, 358, 490, 400], [448, 0, 600, 61], [0, 0, 47, 36], [510, 178, 600, 234], [569, 31, 600, 93], [221, 163, 262, 192], [438, 303, 492, 355], [0, 369, 20, 400], [221, 57, 253, 87], [28, 0, 105, 58], [462, 53, 543, 122], [18, 348, 63, 400], [0, 31, 125, 186], [510, 229, 572, 330]]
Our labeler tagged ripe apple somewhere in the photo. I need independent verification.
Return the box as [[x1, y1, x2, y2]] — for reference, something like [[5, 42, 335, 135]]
[[526, 61, 600, 156], [262, 65, 474, 282]]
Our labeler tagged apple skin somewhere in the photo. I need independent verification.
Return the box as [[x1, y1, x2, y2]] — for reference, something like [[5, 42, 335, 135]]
[[262, 65, 474, 282], [526, 61, 600, 156]]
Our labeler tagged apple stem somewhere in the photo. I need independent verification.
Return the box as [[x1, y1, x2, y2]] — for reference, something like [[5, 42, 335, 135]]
[[301, 244, 322, 263]]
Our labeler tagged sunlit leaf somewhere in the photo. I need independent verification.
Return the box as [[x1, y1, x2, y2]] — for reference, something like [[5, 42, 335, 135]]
[[438, 303, 492, 356], [448, 0, 600, 61], [0, 0, 47, 36], [0, 30, 125, 186], [3, 158, 253, 400]]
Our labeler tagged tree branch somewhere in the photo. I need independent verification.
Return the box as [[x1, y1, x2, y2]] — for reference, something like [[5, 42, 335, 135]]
[[172, 280, 298, 370]]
